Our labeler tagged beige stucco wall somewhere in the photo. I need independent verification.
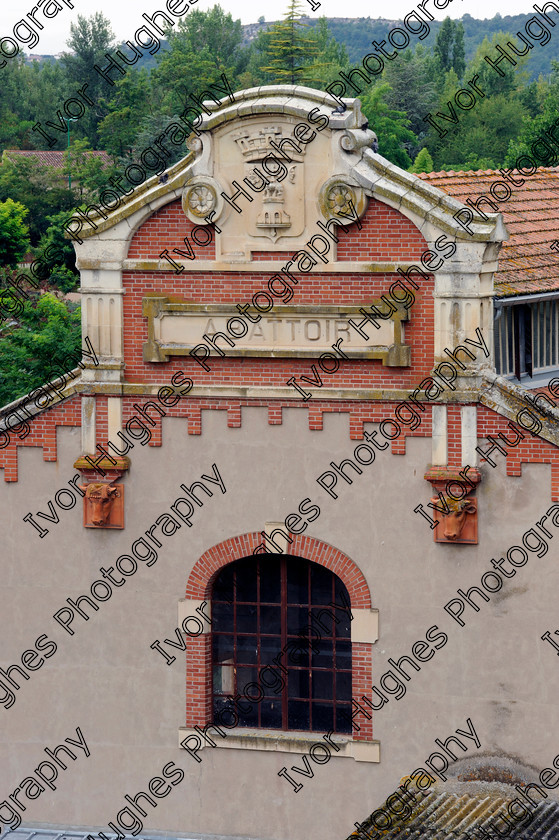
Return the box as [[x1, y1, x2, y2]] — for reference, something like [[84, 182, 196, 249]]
[[1, 408, 558, 840]]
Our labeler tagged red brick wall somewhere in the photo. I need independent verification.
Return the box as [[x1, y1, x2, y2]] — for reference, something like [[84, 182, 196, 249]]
[[122, 197, 435, 392], [336, 198, 428, 261], [122, 269, 434, 391], [128, 199, 216, 260]]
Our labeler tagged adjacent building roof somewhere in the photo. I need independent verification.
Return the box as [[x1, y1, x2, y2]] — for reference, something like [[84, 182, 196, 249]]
[[350, 780, 559, 840], [8, 828, 259, 840], [418, 167, 559, 298], [2, 149, 111, 167]]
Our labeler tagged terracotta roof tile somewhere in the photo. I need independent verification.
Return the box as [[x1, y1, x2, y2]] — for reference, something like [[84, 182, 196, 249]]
[[2, 149, 111, 167], [417, 166, 559, 297]]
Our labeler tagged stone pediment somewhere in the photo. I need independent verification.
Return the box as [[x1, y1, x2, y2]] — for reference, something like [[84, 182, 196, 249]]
[[67, 85, 506, 262]]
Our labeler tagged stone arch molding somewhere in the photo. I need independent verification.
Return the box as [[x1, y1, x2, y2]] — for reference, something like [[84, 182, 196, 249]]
[[72, 84, 507, 249]]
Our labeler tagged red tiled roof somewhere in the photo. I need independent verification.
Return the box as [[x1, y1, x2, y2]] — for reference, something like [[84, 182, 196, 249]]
[[417, 166, 559, 298], [2, 149, 111, 167]]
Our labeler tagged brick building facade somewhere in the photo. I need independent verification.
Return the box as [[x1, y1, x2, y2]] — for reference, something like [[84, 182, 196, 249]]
[[1, 86, 559, 840]]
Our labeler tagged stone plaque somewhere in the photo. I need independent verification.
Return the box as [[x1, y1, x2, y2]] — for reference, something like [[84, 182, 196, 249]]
[[143, 296, 411, 366]]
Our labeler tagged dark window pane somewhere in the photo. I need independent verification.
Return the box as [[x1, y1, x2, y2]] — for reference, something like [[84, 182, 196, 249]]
[[312, 702, 334, 732], [260, 605, 281, 634], [212, 602, 234, 632], [212, 555, 353, 735], [236, 557, 258, 602], [214, 702, 239, 728], [336, 640, 352, 670], [333, 610, 351, 639], [212, 633, 234, 663], [312, 670, 333, 700], [336, 671, 352, 701], [236, 635, 258, 664], [311, 564, 333, 605], [260, 555, 281, 603], [288, 669, 309, 698], [260, 636, 283, 666], [214, 695, 235, 720], [288, 699, 309, 730], [336, 704, 352, 734], [287, 561, 309, 604], [287, 605, 310, 635], [236, 666, 258, 695], [260, 698, 283, 729], [312, 639, 333, 669], [309, 606, 338, 638], [237, 701, 258, 728], [285, 639, 310, 668], [213, 566, 234, 601], [259, 664, 285, 696], [237, 603, 257, 634]]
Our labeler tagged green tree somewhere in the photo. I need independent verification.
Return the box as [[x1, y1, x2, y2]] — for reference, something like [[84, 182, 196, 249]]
[[97, 69, 154, 158], [505, 61, 559, 166], [434, 18, 455, 75], [151, 6, 244, 114], [117, 113, 188, 178], [0, 155, 75, 244], [34, 210, 80, 294], [410, 148, 434, 173], [63, 138, 115, 202], [467, 32, 530, 98], [61, 13, 117, 146], [303, 17, 349, 89], [261, 0, 318, 84], [452, 21, 465, 78], [0, 293, 81, 406], [0, 200, 30, 269], [383, 48, 438, 153], [360, 83, 417, 169]]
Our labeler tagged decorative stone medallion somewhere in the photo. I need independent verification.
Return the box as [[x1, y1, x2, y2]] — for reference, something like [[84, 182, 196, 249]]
[[182, 176, 223, 225]]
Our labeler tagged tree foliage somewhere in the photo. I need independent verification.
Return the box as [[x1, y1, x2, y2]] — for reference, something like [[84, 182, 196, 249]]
[[360, 83, 416, 169], [0, 293, 81, 406], [260, 0, 318, 84], [410, 148, 435, 173], [61, 13, 117, 146], [0, 200, 30, 269]]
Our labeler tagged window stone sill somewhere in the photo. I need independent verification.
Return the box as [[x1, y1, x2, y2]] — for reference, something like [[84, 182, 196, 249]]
[[178, 727, 380, 762]]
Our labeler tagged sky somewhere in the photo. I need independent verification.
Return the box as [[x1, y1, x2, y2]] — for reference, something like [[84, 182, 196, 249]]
[[0, 0, 544, 56]]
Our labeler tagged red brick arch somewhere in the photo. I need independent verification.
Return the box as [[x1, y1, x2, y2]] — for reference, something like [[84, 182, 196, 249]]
[[185, 531, 372, 608]]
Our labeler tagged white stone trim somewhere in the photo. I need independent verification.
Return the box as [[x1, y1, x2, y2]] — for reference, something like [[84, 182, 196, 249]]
[[81, 396, 96, 454], [107, 397, 122, 442], [177, 727, 380, 763], [351, 608, 379, 644], [461, 406, 478, 466], [431, 405, 448, 466], [263, 522, 292, 553]]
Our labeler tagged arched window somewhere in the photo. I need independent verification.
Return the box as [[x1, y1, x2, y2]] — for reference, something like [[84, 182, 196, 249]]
[[211, 554, 352, 734]]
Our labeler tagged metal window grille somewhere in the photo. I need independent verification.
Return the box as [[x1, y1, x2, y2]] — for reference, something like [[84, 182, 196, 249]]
[[211, 554, 352, 734]]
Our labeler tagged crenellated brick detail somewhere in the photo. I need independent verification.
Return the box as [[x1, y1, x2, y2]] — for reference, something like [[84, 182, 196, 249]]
[[478, 405, 559, 499], [0, 394, 82, 482], [3, 397, 559, 499]]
